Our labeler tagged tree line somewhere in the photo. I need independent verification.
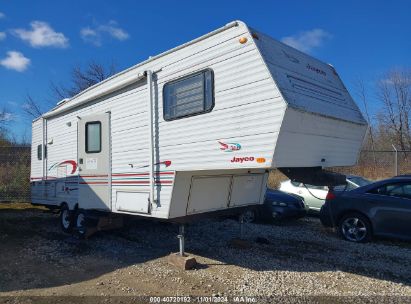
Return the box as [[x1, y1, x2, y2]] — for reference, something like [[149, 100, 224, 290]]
[[359, 68, 411, 151]]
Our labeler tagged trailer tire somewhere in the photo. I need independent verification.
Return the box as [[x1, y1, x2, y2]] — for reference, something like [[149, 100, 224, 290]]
[[60, 204, 74, 233], [74, 210, 88, 238], [239, 210, 257, 223]]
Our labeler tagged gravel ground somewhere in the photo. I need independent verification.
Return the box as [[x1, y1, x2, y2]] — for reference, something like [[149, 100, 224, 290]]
[[1, 203, 411, 302]]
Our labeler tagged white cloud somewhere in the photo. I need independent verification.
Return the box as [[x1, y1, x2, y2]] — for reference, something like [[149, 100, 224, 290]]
[[0, 51, 30, 72], [0, 12, 5, 19], [0, 32, 5, 40], [0, 112, 15, 122], [12, 21, 69, 48], [80, 27, 100, 46], [81, 20, 129, 46], [281, 29, 332, 53], [99, 21, 129, 40]]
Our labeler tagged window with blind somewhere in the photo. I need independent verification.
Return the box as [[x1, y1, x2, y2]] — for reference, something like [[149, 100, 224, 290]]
[[163, 69, 214, 121]]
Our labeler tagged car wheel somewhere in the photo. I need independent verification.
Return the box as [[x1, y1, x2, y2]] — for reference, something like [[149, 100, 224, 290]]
[[240, 210, 256, 223], [339, 212, 372, 243], [60, 204, 74, 233], [75, 210, 87, 237]]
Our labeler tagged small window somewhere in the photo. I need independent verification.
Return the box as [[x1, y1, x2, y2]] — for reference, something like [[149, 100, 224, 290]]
[[305, 184, 327, 190], [163, 69, 214, 121], [334, 183, 355, 191], [86, 121, 101, 153], [37, 144, 42, 160]]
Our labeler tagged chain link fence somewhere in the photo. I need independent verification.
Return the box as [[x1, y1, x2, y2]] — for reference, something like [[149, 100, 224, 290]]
[[0, 146, 31, 202], [335, 150, 411, 180]]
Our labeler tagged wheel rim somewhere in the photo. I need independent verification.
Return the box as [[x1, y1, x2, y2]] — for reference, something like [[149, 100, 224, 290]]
[[341, 217, 367, 242], [61, 209, 71, 229], [241, 211, 255, 223], [76, 213, 86, 234]]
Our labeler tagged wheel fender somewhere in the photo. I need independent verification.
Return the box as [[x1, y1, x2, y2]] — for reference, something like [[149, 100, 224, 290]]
[[64, 202, 78, 211]]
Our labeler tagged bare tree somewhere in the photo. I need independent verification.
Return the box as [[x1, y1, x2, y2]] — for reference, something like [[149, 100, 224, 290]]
[[23, 61, 116, 118], [51, 61, 116, 100], [354, 78, 378, 170], [376, 68, 411, 150], [0, 108, 13, 146], [22, 94, 44, 118], [0, 108, 13, 132], [354, 78, 376, 150]]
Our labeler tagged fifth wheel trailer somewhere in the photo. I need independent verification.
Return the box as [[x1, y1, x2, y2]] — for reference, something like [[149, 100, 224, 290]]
[[30, 20, 368, 234]]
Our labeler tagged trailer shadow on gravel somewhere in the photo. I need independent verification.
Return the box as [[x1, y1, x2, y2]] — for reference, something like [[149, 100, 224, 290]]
[[1, 204, 411, 293]]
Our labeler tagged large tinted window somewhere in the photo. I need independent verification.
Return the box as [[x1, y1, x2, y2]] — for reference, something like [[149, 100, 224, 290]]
[[386, 183, 411, 199], [369, 182, 411, 199], [86, 121, 101, 153], [163, 69, 214, 121]]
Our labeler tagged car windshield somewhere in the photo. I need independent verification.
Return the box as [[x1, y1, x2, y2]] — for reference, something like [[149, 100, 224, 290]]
[[347, 176, 371, 187]]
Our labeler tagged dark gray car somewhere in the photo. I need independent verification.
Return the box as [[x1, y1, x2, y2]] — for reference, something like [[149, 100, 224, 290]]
[[320, 175, 411, 242], [240, 189, 306, 223]]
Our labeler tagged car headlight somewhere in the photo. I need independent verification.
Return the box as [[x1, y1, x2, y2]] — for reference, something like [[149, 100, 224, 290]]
[[272, 201, 287, 207]]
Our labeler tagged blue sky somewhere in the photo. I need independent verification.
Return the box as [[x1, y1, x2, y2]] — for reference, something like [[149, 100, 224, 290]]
[[1, 0, 410, 141]]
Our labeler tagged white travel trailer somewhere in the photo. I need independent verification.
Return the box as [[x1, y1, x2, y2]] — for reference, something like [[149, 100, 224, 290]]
[[31, 20, 367, 235]]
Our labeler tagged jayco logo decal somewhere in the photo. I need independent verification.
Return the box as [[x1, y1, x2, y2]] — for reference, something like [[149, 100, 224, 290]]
[[231, 156, 254, 163], [218, 141, 241, 152], [306, 64, 326, 76], [231, 156, 266, 163]]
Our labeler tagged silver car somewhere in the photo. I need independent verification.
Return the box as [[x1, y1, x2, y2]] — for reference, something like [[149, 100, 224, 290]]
[[280, 175, 371, 212]]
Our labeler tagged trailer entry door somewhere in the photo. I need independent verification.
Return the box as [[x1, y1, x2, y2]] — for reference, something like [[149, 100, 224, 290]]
[[78, 113, 111, 210]]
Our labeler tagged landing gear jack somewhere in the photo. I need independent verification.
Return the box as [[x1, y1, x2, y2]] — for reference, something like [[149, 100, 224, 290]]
[[178, 224, 186, 256], [230, 214, 252, 249], [167, 223, 197, 270]]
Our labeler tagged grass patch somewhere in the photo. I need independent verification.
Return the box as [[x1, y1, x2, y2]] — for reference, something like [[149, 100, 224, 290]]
[[0, 202, 47, 210]]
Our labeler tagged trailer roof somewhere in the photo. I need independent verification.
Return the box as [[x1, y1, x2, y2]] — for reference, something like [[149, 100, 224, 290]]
[[37, 20, 243, 121]]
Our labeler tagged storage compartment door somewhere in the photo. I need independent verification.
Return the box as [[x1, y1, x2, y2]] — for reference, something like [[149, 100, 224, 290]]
[[116, 191, 150, 214], [229, 174, 265, 207], [187, 176, 231, 215]]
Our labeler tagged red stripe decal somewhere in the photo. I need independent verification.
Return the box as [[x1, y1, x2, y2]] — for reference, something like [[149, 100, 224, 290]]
[[112, 181, 173, 184], [112, 172, 174, 177], [80, 181, 172, 185]]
